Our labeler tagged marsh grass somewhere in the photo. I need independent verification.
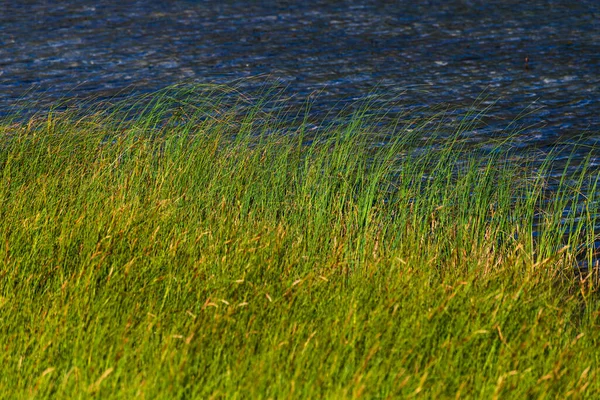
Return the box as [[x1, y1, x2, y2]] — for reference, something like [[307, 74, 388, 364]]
[[1, 85, 600, 398]]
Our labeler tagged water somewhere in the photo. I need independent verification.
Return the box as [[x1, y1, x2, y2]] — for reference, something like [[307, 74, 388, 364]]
[[1, 1, 598, 145]]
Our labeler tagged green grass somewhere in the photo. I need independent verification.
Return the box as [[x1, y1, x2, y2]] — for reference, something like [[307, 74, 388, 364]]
[[1, 85, 600, 398]]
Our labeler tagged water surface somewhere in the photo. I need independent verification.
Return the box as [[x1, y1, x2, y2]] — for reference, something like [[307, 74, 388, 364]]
[[1, 0, 598, 150]]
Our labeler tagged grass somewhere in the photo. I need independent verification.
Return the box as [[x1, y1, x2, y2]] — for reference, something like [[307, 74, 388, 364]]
[[1, 85, 600, 398]]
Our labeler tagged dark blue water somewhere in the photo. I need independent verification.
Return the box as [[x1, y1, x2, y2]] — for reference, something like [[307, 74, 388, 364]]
[[1, 0, 598, 149]]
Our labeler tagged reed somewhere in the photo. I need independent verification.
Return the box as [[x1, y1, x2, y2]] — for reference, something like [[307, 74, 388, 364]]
[[0, 85, 599, 398]]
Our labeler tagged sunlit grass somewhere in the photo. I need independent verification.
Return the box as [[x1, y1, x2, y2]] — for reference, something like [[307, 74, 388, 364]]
[[1, 85, 599, 398]]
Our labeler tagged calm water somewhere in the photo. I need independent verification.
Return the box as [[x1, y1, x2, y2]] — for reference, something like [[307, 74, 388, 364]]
[[1, 0, 598, 148]]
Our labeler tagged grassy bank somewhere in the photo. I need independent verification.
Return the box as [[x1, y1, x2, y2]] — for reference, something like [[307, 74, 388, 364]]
[[1, 87, 600, 398]]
